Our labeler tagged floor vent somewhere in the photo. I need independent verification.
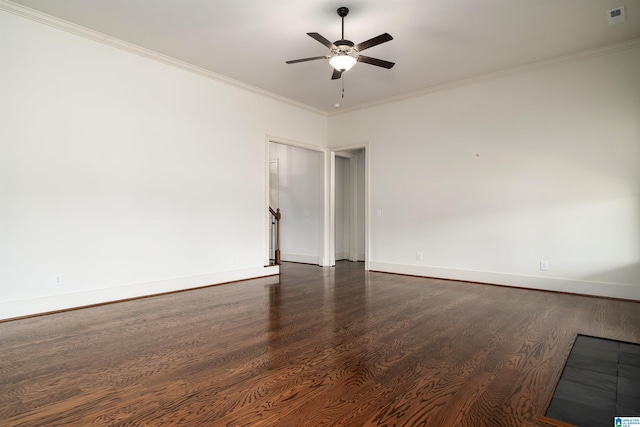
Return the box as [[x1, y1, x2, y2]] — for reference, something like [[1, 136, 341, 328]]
[[543, 335, 640, 427]]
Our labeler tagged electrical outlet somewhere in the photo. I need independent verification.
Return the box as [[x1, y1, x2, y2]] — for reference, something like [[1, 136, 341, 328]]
[[53, 273, 63, 286], [540, 261, 549, 271], [416, 252, 423, 261], [377, 208, 382, 217]]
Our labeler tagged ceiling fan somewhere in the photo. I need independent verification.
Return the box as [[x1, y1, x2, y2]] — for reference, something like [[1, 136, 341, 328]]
[[286, 6, 395, 80]]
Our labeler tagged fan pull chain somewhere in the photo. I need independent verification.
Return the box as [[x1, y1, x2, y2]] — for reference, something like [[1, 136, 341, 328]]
[[342, 75, 345, 98]]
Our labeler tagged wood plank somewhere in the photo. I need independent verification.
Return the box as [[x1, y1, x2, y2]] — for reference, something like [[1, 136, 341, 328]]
[[0, 261, 638, 426]]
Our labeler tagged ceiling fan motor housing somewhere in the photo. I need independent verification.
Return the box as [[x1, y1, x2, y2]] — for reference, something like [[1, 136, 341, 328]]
[[332, 40, 355, 55]]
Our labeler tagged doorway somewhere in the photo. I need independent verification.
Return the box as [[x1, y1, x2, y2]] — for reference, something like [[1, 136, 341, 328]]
[[335, 154, 351, 261], [332, 145, 368, 269], [267, 139, 325, 266]]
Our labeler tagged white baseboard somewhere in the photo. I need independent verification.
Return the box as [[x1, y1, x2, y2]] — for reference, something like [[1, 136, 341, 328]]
[[336, 252, 349, 261], [369, 261, 640, 301], [0, 265, 280, 320], [281, 253, 319, 265]]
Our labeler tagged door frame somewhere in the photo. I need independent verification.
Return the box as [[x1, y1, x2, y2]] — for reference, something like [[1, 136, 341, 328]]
[[264, 136, 369, 270], [264, 135, 329, 266], [334, 152, 355, 262], [329, 142, 370, 270]]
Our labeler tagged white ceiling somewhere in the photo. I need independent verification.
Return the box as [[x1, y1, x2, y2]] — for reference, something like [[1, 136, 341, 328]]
[[8, 0, 640, 113]]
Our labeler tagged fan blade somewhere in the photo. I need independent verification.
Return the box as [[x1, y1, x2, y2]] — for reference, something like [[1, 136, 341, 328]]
[[357, 55, 395, 69], [355, 33, 393, 51], [307, 32, 337, 49], [331, 69, 343, 80], [286, 55, 330, 64]]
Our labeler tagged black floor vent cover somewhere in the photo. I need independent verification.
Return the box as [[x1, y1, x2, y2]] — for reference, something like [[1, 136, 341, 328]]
[[545, 335, 640, 427]]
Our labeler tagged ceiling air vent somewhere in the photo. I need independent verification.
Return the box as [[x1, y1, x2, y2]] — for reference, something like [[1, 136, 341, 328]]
[[607, 7, 625, 25]]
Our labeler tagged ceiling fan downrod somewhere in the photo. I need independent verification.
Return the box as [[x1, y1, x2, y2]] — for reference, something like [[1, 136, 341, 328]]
[[337, 7, 349, 40]]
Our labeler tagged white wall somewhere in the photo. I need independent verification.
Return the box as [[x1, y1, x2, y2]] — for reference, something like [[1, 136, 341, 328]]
[[0, 10, 327, 319], [329, 46, 640, 300], [2, 8, 639, 321], [269, 143, 323, 264]]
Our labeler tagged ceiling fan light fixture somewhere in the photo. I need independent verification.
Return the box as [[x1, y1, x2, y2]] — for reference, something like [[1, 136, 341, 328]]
[[286, 7, 394, 81], [329, 54, 357, 72]]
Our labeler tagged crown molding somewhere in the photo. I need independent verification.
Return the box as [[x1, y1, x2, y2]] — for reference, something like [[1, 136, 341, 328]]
[[329, 37, 640, 116], [0, 0, 328, 117], [2, 0, 638, 118]]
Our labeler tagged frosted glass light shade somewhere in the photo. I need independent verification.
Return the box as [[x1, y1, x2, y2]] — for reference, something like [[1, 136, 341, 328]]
[[329, 55, 356, 71]]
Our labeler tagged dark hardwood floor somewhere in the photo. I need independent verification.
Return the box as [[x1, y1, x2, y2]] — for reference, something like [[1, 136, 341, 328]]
[[1, 261, 639, 426]]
